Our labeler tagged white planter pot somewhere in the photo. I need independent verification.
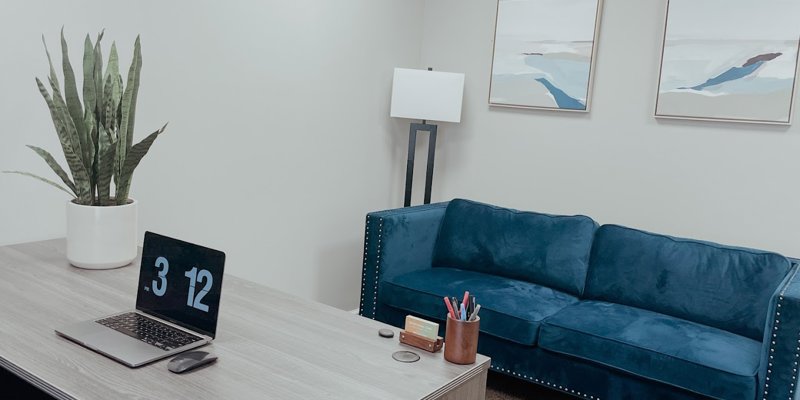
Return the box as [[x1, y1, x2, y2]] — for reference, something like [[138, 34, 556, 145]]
[[66, 199, 138, 269]]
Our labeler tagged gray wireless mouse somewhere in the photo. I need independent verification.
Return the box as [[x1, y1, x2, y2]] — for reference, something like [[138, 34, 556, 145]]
[[167, 351, 218, 374]]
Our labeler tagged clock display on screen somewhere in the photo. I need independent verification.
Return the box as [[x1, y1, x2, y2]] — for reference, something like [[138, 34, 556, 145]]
[[136, 232, 225, 338]]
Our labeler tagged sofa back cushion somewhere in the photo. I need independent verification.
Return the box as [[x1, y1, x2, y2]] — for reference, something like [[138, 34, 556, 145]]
[[432, 199, 598, 296], [585, 224, 791, 340]]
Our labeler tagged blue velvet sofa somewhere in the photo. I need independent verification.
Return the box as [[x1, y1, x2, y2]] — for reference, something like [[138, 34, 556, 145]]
[[358, 199, 800, 400]]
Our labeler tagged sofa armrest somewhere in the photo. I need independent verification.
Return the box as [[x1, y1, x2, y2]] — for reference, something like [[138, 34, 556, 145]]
[[358, 202, 448, 319], [760, 262, 800, 400]]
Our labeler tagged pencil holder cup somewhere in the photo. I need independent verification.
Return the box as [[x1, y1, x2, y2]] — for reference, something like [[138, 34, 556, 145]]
[[444, 315, 480, 364]]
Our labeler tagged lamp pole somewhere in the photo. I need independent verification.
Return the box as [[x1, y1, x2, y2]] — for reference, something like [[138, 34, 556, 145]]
[[403, 121, 438, 207]]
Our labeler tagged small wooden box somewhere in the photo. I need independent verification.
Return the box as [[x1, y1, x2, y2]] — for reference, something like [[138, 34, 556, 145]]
[[400, 330, 444, 353]]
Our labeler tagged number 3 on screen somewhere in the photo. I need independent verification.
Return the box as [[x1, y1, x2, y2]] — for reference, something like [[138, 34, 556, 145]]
[[152, 257, 169, 296], [185, 267, 212, 312]]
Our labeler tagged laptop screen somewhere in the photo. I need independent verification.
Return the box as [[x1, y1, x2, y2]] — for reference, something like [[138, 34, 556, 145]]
[[136, 232, 226, 338]]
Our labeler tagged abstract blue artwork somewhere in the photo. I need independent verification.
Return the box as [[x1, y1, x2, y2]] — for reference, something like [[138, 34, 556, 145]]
[[489, 0, 603, 112], [655, 0, 800, 124]]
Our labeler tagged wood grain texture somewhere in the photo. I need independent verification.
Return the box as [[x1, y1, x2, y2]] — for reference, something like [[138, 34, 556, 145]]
[[438, 368, 487, 400], [399, 330, 443, 353], [0, 239, 489, 400]]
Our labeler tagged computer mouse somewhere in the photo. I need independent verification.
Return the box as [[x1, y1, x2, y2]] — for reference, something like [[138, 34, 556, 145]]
[[167, 351, 218, 374]]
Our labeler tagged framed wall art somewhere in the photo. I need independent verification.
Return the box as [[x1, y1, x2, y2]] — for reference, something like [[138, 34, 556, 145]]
[[655, 0, 800, 125], [488, 0, 603, 112]]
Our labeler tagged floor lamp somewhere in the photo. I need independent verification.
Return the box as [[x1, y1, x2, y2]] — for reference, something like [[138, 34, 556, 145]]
[[390, 68, 465, 207]]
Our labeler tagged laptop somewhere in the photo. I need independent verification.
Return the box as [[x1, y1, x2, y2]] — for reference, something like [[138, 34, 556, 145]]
[[56, 232, 226, 367]]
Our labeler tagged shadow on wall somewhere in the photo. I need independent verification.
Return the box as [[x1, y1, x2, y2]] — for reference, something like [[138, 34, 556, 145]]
[[486, 103, 592, 121], [654, 116, 792, 135], [313, 240, 363, 310], [388, 117, 412, 203]]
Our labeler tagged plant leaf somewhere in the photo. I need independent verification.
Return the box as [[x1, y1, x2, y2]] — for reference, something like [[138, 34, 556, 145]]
[[50, 77, 89, 204], [25, 145, 77, 196], [96, 129, 116, 205], [88, 122, 99, 204], [41, 35, 60, 92], [47, 76, 85, 183], [116, 123, 166, 204], [118, 35, 142, 181], [93, 35, 104, 132], [60, 28, 91, 171], [84, 110, 98, 151], [82, 34, 96, 120], [102, 73, 117, 132], [105, 42, 120, 100], [105, 43, 122, 136], [36, 77, 91, 202], [116, 76, 123, 127], [3, 171, 77, 198]]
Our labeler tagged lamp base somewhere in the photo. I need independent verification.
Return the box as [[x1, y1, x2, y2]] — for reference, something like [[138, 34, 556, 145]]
[[404, 122, 438, 207]]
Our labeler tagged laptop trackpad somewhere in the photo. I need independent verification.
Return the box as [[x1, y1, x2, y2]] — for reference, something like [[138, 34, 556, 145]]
[[87, 328, 165, 363]]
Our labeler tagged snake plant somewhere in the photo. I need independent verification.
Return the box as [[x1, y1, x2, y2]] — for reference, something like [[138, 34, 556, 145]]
[[4, 30, 166, 206]]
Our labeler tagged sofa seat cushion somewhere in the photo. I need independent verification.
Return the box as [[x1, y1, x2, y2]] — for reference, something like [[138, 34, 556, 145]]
[[539, 301, 761, 400], [380, 268, 578, 345]]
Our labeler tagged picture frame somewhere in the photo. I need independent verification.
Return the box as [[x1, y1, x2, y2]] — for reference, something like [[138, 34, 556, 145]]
[[488, 0, 604, 112], [654, 0, 800, 125]]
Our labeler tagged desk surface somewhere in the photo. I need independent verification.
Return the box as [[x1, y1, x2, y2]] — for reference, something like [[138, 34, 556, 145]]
[[0, 239, 489, 400]]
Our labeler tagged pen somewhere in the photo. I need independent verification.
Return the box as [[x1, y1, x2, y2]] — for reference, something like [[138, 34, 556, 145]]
[[444, 296, 457, 319], [469, 304, 481, 321], [451, 297, 459, 317], [460, 303, 466, 321], [469, 295, 476, 316], [462, 291, 470, 309]]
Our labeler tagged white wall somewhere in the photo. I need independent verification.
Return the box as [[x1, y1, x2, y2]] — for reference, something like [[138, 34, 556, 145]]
[[0, 0, 424, 309], [6, 0, 798, 313], [420, 0, 800, 257]]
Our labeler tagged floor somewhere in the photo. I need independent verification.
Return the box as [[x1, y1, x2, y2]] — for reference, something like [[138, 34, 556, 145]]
[[1, 367, 52, 400], [486, 371, 574, 400]]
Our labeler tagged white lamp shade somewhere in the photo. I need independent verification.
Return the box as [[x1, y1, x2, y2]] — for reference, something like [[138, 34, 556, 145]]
[[390, 68, 465, 123]]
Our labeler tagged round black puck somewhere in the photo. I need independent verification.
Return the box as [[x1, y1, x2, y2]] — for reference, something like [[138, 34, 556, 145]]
[[392, 350, 420, 363], [378, 329, 394, 338]]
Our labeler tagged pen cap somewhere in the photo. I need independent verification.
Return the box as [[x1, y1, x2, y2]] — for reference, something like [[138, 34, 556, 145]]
[[444, 315, 480, 365]]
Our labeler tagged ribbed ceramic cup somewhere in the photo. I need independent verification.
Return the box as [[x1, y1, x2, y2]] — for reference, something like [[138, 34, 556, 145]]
[[444, 315, 480, 364]]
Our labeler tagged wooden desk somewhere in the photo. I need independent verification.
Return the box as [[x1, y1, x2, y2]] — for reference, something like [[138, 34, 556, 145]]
[[0, 239, 489, 399]]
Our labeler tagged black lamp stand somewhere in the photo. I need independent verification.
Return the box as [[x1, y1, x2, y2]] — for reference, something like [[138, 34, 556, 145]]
[[404, 121, 438, 207]]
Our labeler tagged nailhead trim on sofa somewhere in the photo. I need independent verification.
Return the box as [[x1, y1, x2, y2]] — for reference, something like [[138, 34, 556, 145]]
[[359, 216, 368, 317], [373, 217, 383, 319], [490, 363, 600, 399], [359, 216, 383, 319], [763, 266, 800, 400]]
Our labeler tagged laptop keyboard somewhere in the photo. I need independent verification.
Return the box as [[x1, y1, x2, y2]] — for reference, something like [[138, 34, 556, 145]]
[[96, 312, 203, 352]]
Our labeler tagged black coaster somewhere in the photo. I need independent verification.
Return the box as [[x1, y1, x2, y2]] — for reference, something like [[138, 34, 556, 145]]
[[378, 329, 394, 338], [392, 350, 420, 363]]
